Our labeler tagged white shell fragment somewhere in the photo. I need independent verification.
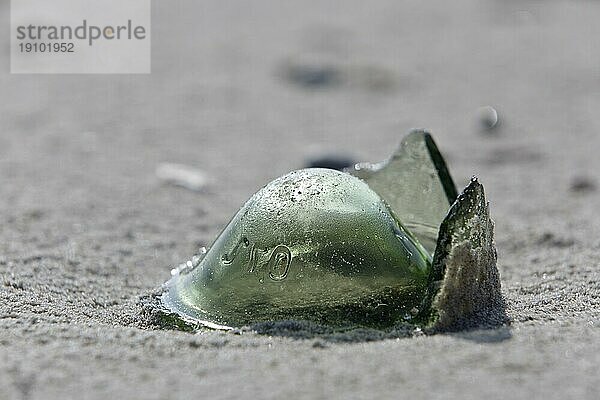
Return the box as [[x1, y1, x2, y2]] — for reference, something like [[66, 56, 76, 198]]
[[156, 163, 209, 192]]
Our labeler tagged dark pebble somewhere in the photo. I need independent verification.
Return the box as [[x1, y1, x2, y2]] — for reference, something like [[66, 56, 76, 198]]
[[570, 177, 596, 193], [305, 154, 356, 171], [281, 59, 342, 89]]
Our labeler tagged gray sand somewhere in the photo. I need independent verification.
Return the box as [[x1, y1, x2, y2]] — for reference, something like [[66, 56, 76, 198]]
[[1, 1, 599, 399]]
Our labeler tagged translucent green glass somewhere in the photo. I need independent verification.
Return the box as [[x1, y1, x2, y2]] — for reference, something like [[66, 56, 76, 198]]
[[159, 130, 500, 330], [348, 130, 457, 254], [162, 169, 432, 329]]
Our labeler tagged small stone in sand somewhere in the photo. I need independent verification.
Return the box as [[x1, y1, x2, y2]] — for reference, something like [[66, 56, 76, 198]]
[[570, 176, 596, 193], [477, 106, 499, 132], [279, 55, 343, 89], [305, 153, 356, 171]]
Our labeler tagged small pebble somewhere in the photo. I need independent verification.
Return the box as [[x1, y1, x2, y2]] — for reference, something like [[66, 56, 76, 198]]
[[570, 176, 596, 193], [305, 154, 356, 171], [477, 106, 499, 132], [279, 55, 343, 89]]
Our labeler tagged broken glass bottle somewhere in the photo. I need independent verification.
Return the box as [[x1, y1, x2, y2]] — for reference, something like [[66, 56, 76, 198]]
[[159, 130, 501, 330]]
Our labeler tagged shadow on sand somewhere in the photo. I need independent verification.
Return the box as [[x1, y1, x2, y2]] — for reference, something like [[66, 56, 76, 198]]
[[247, 304, 511, 344]]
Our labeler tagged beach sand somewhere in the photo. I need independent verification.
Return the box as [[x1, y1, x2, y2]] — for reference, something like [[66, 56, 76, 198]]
[[1, 1, 599, 398]]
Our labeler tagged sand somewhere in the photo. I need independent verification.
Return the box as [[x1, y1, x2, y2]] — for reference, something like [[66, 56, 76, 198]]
[[1, 0, 599, 399]]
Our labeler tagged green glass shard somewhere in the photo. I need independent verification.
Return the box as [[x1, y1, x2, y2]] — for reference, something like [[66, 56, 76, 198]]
[[348, 129, 458, 254], [161, 169, 431, 329], [420, 177, 501, 330], [157, 131, 502, 332]]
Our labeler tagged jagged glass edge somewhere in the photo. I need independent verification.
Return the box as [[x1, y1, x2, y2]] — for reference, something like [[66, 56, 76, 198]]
[[347, 130, 458, 256], [422, 132, 458, 203], [417, 177, 500, 328]]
